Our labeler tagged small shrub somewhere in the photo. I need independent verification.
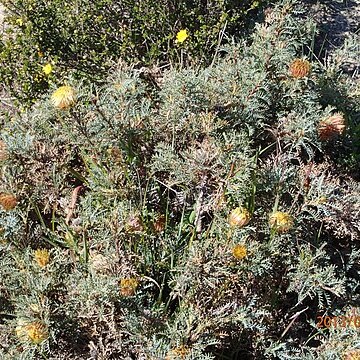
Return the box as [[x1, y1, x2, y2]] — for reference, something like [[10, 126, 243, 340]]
[[0, 1, 359, 358]]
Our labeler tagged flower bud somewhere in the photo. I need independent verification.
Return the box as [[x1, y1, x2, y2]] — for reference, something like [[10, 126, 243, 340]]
[[228, 207, 251, 228]]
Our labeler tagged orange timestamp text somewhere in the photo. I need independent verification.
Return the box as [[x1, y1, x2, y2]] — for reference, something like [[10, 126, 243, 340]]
[[317, 310, 360, 329]]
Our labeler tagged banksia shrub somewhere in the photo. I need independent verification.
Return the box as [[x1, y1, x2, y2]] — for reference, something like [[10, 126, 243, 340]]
[[0, 1, 359, 359]]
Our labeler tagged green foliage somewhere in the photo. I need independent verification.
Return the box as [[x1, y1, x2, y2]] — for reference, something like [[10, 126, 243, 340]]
[[0, 1, 359, 359], [0, 0, 269, 105]]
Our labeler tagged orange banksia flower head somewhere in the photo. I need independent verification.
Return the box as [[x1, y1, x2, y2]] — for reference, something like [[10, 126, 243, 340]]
[[318, 113, 346, 141], [289, 58, 311, 78], [119, 277, 139, 296], [269, 211, 294, 233], [51, 86, 76, 110], [232, 244, 247, 260], [0, 140, 8, 161], [0, 193, 17, 211], [229, 207, 251, 228], [16, 320, 48, 344], [34, 249, 50, 267]]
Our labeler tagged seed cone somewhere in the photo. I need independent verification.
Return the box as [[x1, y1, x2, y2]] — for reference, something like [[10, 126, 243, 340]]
[[126, 214, 144, 233], [153, 214, 166, 233], [166, 345, 190, 360]]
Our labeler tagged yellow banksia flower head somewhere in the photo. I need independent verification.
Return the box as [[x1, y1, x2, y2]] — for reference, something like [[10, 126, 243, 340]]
[[34, 249, 50, 267], [318, 113, 346, 141], [16, 320, 48, 344], [229, 207, 251, 228], [232, 244, 247, 260], [51, 86, 76, 110], [0, 140, 8, 161], [0, 193, 17, 211], [42, 63, 52, 75], [343, 350, 360, 360], [289, 58, 311, 78], [176, 29, 189, 43], [166, 345, 190, 360], [119, 277, 139, 296], [269, 211, 294, 233]]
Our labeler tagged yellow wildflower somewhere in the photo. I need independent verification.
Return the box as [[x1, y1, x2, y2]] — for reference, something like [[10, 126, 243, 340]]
[[232, 244, 247, 260], [176, 29, 189, 43], [269, 211, 294, 233], [42, 63, 52, 75], [34, 249, 50, 267], [16, 18, 23, 26], [51, 86, 76, 110], [228, 207, 251, 228]]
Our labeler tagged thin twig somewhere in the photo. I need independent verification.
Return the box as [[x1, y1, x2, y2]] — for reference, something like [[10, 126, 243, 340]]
[[280, 307, 309, 339]]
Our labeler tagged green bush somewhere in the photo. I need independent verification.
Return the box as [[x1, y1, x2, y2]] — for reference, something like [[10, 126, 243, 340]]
[[0, 1, 359, 359], [0, 0, 268, 105]]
